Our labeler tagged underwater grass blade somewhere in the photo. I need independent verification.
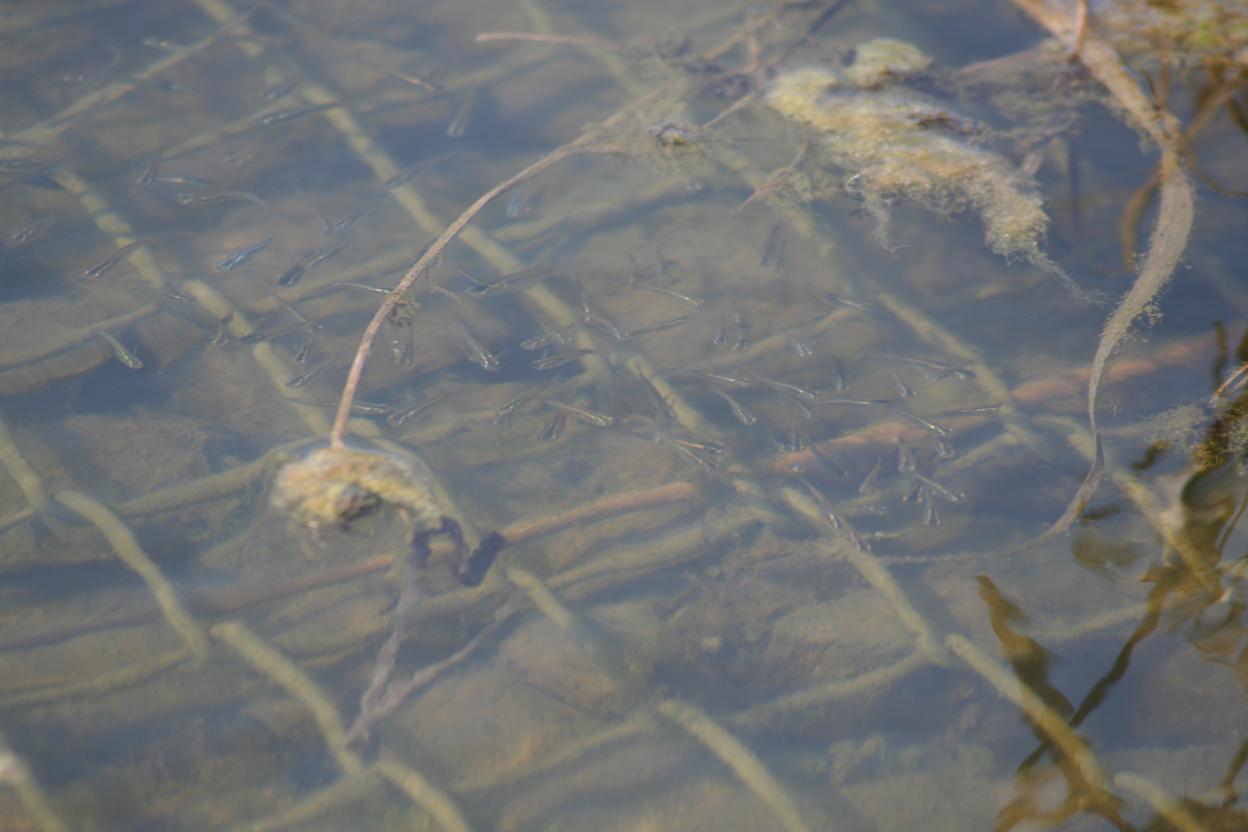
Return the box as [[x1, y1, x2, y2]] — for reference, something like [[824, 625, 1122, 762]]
[[1012, 0, 1195, 545]]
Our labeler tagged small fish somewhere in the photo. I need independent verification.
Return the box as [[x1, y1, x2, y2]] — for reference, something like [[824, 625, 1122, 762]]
[[780, 390, 818, 419], [936, 403, 1001, 417], [147, 79, 195, 98], [520, 324, 572, 351], [897, 443, 917, 473], [820, 397, 953, 437], [211, 317, 234, 345], [638, 370, 674, 422], [349, 401, 391, 415], [626, 315, 690, 339], [83, 238, 147, 278], [260, 78, 298, 101], [135, 151, 162, 186], [881, 352, 975, 380], [808, 442, 847, 477], [154, 174, 215, 188], [427, 284, 463, 307], [688, 368, 752, 388], [820, 292, 873, 313], [142, 37, 185, 52], [256, 103, 340, 126], [463, 265, 553, 297], [96, 331, 143, 369], [505, 188, 529, 218], [575, 279, 598, 321], [276, 261, 305, 286], [287, 397, 389, 415], [457, 318, 501, 372], [713, 314, 729, 346], [788, 334, 813, 358], [0, 157, 51, 173], [359, 60, 442, 92], [539, 411, 566, 441], [149, 286, 194, 303], [543, 400, 614, 428], [241, 322, 306, 344], [828, 358, 849, 392], [10, 217, 56, 246], [858, 458, 883, 496], [759, 223, 785, 272], [334, 281, 392, 295], [655, 429, 718, 469], [885, 405, 953, 437], [627, 252, 648, 289], [388, 330, 412, 366], [912, 472, 966, 504], [493, 381, 552, 424], [642, 285, 703, 307], [284, 360, 332, 387], [666, 434, 724, 457], [293, 335, 315, 364], [302, 227, 353, 267], [824, 507, 870, 551], [711, 387, 757, 426], [388, 396, 442, 426], [175, 190, 265, 207], [576, 280, 628, 340], [817, 397, 890, 407], [446, 90, 476, 138], [753, 375, 818, 400], [530, 349, 593, 370], [217, 236, 273, 271], [586, 313, 628, 341], [384, 164, 425, 188], [731, 308, 750, 352], [800, 481, 866, 545], [891, 370, 915, 399]]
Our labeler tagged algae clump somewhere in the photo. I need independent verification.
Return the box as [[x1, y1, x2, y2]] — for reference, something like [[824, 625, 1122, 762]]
[[766, 41, 1095, 302], [272, 444, 443, 532]]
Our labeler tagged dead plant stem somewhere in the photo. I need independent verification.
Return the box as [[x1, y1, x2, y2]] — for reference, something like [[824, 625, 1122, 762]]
[[330, 136, 625, 447]]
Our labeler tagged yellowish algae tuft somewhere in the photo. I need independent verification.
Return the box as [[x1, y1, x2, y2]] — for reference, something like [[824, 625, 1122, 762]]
[[272, 445, 443, 532], [843, 37, 933, 88], [766, 48, 1093, 301]]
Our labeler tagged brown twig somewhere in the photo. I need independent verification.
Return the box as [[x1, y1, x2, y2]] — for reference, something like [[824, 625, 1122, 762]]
[[330, 136, 621, 447], [1065, 0, 1089, 62]]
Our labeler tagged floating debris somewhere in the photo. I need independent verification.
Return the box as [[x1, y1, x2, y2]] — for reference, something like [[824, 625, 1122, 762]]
[[766, 42, 1097, 302], [272, 444, 443, 532]]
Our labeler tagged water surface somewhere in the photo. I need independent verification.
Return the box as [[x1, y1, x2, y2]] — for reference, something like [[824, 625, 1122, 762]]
[[1, 1, 1246, 829]]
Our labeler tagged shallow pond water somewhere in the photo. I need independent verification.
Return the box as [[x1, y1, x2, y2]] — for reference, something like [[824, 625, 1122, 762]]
[[1, 1, 1247, 829]]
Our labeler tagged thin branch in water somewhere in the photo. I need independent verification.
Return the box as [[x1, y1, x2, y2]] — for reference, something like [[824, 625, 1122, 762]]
[[1064, 0, 1088, 62], [330, 136, 623, 447]]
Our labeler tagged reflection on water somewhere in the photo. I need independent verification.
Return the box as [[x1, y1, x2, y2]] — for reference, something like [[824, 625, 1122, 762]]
[[0, 0, 1246, 829]]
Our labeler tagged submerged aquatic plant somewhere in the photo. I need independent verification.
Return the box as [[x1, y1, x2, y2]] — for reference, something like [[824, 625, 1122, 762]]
[[272, 444, 443, 534], [765, 40, 1097, 303], [271, 443, 501, 586]]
